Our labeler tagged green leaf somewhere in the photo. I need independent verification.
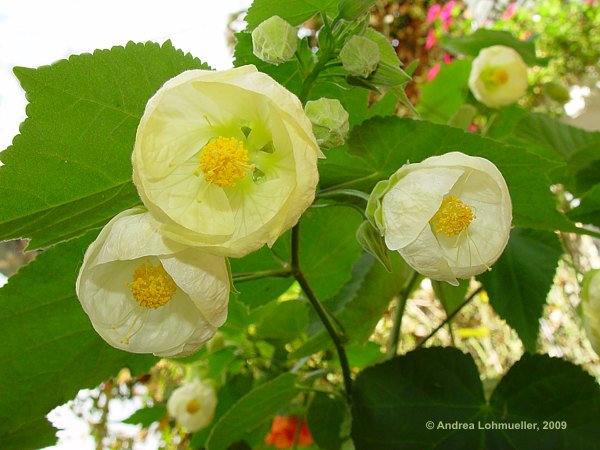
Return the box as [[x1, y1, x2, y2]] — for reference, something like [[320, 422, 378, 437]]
[[245, 0, 339, 27], [291, 252, 411, 358], [253, 300, 309, 342], [206, 373, 299, 450], [351, 348, 600, 450], [0, 41, 208, 249], [487, 353, 600, 449], [307, 392, 350, 450], [479, 228, 562, 353], [432, 279, 470, 315], [416, 59, 471, 123], [123, 404, 167, 427], [351, 347, 485, 450], [441, 29, 545, 66], [569, 184, 600, 228], [0, 232, 157, 449], [319, 116, 581, 235]]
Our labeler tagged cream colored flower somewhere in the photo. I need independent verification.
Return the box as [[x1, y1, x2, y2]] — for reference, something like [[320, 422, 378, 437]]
[[581, 269, 600, 356], [167, 379, 217, 432], [367, 152, 512, 285], [468, 45, 528, 108], [132, 65, 321, 258], [252, 15, 298, 65], [76, 208, 230, 357]]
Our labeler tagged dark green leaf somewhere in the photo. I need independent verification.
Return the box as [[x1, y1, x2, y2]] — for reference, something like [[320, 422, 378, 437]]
[[441, 29, 545, 66], [0, 41, 208, 249], [432, 279, 470, 315], [479, 228, 562, 353], [206, 373, 299, 450], [253, 300, 309, 342], [0, 232, 157, 449], [245, 0, 339, 27], [123, 404, 166, 427], [569, 184, 600, 228], [307, 392, 350, 450]]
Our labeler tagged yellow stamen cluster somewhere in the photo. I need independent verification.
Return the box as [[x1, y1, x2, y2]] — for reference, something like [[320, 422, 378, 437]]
[[430, 196, 475, 237], [185, 399, 201, 414], [129, 261, 177, 309], [481, 67, 510, 90], [197, 136, 251, 187], [493, 68, 509, 85]]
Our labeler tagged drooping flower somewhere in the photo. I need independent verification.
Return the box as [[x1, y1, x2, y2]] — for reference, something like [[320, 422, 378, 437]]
[[167, 379, 218, 432], [132, 66, 321, 258], [468, 45, 528, 108], [502, 3, 518, 20], [581, 269, 600, 356], [440, 0, 455, 20], [76, 208, 230, 357], [367, 152, 512, 285], [304, 98, 350, 149], [426, 4, 441, 23], [252, 16, 298, 65], [339, 35, 381, 78], [265, 416, 313, 449], [425, 29, 436, 50], [427, 63, 441, 81]]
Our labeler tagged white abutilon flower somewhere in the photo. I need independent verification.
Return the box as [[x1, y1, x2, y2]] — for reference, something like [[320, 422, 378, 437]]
[[367, 152, 512, 285], [132, 65, 322, 258], [167, 379, 217, 432], [76, 208, 230, 357], [468, 45, 528, 108], [581, 269, 600, 356]]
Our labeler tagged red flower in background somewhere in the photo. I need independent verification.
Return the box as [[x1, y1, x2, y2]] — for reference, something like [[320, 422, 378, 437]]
[[265, 416, 313, 449], [426, 3, 441, 23], [502, 2, 518, 20], [440, 0, 455, 20], [425, 28, 436, 50], [427, 63, 441, 81]]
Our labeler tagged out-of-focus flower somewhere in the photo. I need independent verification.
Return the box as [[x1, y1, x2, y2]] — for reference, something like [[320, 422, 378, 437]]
[[367, 152, 512, 285], [265, 416, 313, 449], [443, 53, 453, 64], [251, 16, 298, 65], [468, 45, 528, 108], [76, 208, 230, 357], [502, 3, 518, 20], [440, 0, 455, 20], [339, 35, 381, 78], [427, 63, 441, 81], [426, 4, 441, 23], [442, 17, 452, 30], [305, 98, 350, 149], [468, 124, 478, 133], [132, 65, 321, 257], [425, 29, 436, 50], [167, 379, 218, 432], [581, 269, 600, 356]]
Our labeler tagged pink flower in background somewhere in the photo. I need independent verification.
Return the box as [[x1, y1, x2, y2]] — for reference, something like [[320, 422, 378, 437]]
[[468, 124, 478, 133], [443, 53, 452, 64], [427, 63, 441, 81], [425, 29, 436, 50], [440, 1, 455, 20], [442, 18, 452, 30], [502, 3, 517, 20], [426, 4, 441, 23]]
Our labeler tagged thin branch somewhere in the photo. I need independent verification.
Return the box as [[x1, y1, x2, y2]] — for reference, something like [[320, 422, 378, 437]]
[[232, 268, 292, 283], [387, 270, 419, 358]]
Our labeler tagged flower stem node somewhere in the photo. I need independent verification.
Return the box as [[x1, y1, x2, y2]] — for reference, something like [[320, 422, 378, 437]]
[[167, 379, 217, 432], [367, 152, 512, 285], [251, 15, 298, 65], [468, 45, 528, 108], [305, 98, 350, 149], [76, 208, 230, 357], [339, 35, 380, 78]]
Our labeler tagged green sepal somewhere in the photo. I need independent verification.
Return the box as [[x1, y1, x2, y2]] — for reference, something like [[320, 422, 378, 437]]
[[356, 221, 392, 272]]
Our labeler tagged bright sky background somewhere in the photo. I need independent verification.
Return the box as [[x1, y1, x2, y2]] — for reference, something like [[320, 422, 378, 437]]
[[0, 0, 251, 446]]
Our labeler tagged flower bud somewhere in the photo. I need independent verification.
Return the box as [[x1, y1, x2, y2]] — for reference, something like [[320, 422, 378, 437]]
[[304, 98, 350, 149], [338, 0, 377, 20], [468, 45, 528, 108], [340, 35, 380, 78], [543, 80, 570, 104], [581, 269, 600, 356], [367, 152, 512, 285], [251, 16, 298, 65], [167, 379, 217, 432]]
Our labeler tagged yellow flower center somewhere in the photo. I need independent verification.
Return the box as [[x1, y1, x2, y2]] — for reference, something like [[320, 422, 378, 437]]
[[196, 136, 252, 187], [129, 261, 177, 309], [186, 399, 201, 414], [481, 67, 510, 90], [430, 195, 475, 237]]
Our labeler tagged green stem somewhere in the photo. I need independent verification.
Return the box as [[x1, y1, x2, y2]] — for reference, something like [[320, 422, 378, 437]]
[[298, 50, 332, 103], [386, 270, 419, 358], [415, 286, 484, 349], [317, 188, 371, 202], [232, 268, 292, 283], [291, 223, 353, 398]]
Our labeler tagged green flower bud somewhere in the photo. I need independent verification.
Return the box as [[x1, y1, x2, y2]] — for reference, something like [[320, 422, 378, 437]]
[[252, 16, 298, 65], [338, 0, 377, 20], [339, 35, 380, 78], [544, 81, 570, 104], [305, 98, 350, 149]]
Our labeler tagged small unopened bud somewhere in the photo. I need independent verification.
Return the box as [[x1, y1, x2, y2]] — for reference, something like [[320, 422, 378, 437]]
[[305, 98, 350, 149], [339, 35, 380, 78], [543, 81, 570, 104], [251, 16, 297, 65], [338, 0, 377, 20]]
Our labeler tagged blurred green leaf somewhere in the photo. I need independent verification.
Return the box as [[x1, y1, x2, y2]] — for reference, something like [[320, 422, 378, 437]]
[[479, 228, 562, 353], [123, 404, 166, 427], [0, 41, 208, 249], [245, 0, 339, 27], [253, 301, 309, 342], [569, 184, 600, 228], [206, 373, 299, 450], [307, 392, 350, 450], [0, 232, 157, 449]]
